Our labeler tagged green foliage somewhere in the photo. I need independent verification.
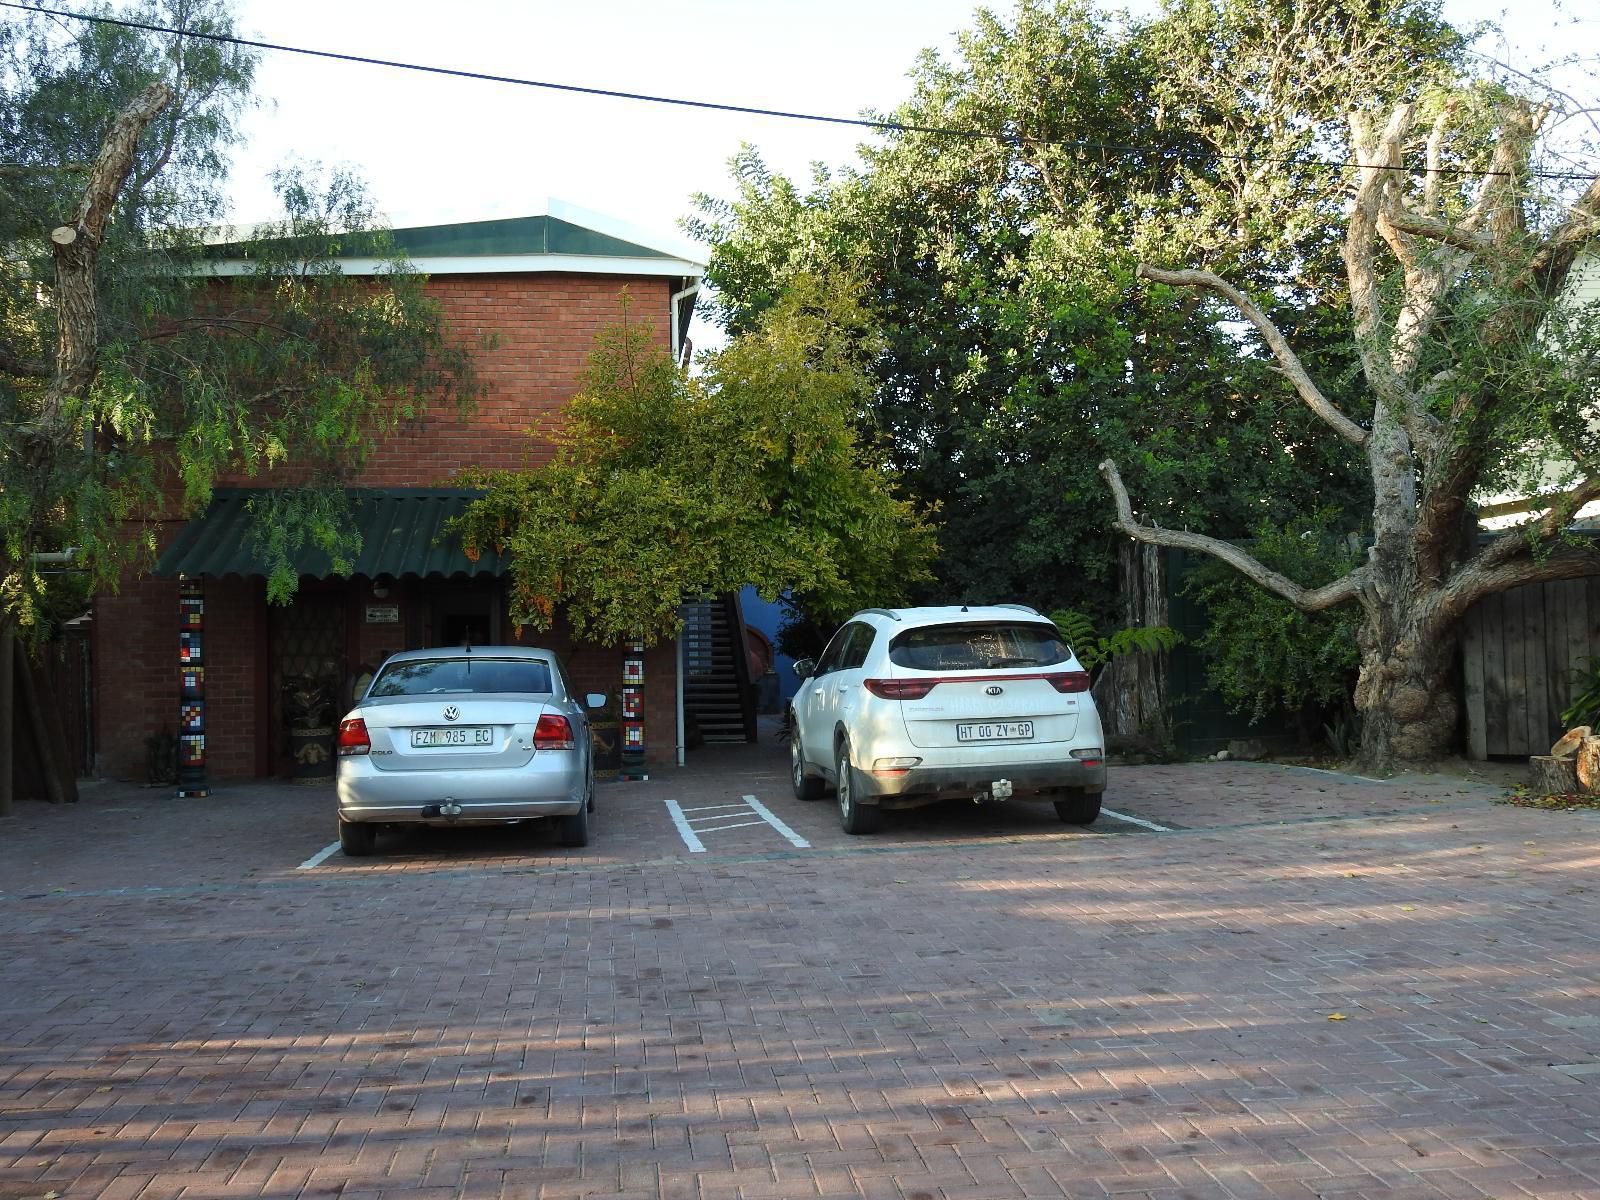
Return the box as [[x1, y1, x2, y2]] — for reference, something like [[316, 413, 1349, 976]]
[[1559, 657, 1600, 730], [1047, 607, 1181, 673], [1, 3, 479, 632], [456, 278, 939, 646], [1184, 520, 1363, 723], [685, 0, 1465, 620]]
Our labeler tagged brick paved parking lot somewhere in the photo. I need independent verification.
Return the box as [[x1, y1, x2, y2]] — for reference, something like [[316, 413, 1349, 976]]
[[3, 741, 1599, 1199]]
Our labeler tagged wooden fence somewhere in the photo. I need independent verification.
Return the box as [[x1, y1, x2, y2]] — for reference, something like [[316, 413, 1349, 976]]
[[1462, 576, 1600, 758]]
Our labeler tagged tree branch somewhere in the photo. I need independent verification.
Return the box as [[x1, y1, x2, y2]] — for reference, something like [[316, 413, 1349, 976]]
[[1382, 209, 1494, 255], [37, 82, 174, 444], [1473, 475, 1600, 573], [1434, 538, 1600, 631], [1135, 264, 1369, 447], [1099, 458, 1368, 613]]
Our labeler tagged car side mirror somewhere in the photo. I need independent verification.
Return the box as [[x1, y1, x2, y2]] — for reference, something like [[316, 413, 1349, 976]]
[[585, 693, 608, 710], [793, 658, 816, 679]]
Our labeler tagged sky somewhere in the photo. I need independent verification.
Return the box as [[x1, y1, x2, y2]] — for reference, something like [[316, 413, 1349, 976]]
[[219, 0, 1599, 340]]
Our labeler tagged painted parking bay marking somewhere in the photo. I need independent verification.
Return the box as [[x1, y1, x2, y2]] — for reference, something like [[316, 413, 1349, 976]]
[[1100, 807, 1171, 832], [297, 842, 341, 869], [664, 794, 811, 854]]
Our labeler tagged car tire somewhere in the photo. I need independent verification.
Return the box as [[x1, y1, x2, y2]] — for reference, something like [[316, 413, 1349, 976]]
[[1054, 789, 1102, 825], [835, 738, 881, 835], [557, 799, 590, 848], [587, 772, 596, 813], [790, 725, 824, 801], [338, 819, 377, 857]]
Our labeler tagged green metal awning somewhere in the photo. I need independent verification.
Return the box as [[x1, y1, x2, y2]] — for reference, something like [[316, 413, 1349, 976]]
[[154, 488, 505, 580]]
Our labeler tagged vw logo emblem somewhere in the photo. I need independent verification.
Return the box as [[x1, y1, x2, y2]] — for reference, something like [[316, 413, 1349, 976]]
[[442, 705, 460, 722], [985, 685, 1003, 696]]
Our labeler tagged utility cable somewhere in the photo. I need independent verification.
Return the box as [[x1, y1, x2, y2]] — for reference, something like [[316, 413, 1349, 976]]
[[2, 0, 1596, 183]]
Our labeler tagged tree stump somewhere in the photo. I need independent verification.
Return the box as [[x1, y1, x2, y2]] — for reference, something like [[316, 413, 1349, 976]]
[[1578, 736, 1600, 794], [1532, 755, 1580, 795]]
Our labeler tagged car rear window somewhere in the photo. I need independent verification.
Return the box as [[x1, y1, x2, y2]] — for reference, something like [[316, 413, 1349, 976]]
[[368, 658, 554, 697], [888, 622, 1072, 671]]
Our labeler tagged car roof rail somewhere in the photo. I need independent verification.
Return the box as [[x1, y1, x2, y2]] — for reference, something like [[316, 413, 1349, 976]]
[[993, 603, 1042, 615], [859, 608, 903, 621]]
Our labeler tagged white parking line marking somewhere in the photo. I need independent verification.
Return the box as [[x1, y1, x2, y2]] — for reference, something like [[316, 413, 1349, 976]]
[[297, 842, 341, 870], [663, 798, 706, 853], [664, 794, 813, 852], [1101, 807, 1171, 832], [743, 794, 811, 849]]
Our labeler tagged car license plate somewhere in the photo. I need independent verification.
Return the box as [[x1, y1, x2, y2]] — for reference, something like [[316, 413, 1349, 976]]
[[956, 721, 1034, 742], [411, 727, 493, 747]]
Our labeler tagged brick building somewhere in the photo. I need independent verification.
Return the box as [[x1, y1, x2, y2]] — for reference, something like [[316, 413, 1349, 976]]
[[94, 205, 703, 783]]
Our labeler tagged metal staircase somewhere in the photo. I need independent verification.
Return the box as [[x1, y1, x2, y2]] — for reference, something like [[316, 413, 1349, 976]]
[[680, 594, 756, 744]]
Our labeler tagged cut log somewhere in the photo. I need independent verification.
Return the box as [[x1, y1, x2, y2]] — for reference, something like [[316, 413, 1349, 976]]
[[1531, 754, 1580, 796], [1551, 725, 1591, 758], [1578, 736, 1600, 793]]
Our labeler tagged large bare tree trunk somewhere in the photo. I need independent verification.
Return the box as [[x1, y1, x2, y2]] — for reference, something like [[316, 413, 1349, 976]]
[[1353, 594, 1459, 771], [1101, 99, 1600, 770]]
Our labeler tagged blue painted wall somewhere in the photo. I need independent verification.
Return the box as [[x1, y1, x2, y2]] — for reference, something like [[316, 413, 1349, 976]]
[[739, 586, 800, 711]]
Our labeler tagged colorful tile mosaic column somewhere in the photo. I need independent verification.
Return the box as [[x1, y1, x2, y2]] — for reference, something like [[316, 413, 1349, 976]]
[[621, 635, 647, 780], [177, 580, 209, 798]]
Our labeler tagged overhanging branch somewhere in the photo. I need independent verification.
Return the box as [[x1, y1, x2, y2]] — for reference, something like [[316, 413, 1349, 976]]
[[1099, 458, 1368, 613], [1135, 264, 1369, 448]]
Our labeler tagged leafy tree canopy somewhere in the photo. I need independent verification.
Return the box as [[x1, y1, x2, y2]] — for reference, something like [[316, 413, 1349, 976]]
[[1, 1, 478, 632], [687, 0, 1470, 624], [456, 278, 940, 646]]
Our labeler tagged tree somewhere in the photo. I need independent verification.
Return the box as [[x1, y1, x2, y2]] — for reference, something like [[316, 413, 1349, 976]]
[[1, 1, 478, 633], [455, 279, 939, 646], [689, 0, 1461, 625], [1103, 86, 1600, 769]]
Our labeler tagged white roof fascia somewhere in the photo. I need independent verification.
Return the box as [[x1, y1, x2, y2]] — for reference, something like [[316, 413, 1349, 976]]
[[199, 253, 705, 279]]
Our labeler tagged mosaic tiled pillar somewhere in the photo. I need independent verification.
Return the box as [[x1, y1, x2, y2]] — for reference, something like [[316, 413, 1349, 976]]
[[621, 636, 647, 780], [177, 580, 210, 798]]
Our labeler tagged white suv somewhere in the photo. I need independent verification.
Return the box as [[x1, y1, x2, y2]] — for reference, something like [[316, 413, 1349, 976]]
[[789, 605, 1107, 834]]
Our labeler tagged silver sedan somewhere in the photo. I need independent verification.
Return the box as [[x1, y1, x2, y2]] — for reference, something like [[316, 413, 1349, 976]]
[[334, 645, 603, 856]]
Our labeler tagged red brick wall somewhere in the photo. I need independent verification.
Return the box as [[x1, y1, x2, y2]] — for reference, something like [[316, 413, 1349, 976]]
[[96, 270, 685, 780], [212, 273, 676, 489], [94, 569, 180, 782]]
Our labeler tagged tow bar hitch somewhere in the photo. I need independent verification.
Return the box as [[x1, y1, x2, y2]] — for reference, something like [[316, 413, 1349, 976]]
[[421, 800, 464, 820], [973, 778, 1015, 804]]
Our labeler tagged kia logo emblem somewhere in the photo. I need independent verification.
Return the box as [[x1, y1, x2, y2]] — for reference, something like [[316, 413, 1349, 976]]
[[442, 705, 460, 721], [985, 685, 1003, 696]]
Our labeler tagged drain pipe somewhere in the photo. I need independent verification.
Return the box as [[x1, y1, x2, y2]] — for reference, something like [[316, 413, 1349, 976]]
[[676, 630, 686, 767]]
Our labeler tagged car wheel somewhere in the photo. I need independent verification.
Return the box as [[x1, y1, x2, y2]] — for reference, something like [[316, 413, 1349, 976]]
[[835, 738, 881, 835], [557, 799, 590, 848], [587, 772, 596, 813], [1054, 788, 1102, 826], [790, 726, 824, 801], [338, 819, 377, 857]]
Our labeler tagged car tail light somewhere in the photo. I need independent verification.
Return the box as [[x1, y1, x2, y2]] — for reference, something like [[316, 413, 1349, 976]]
[[534, 713, 575, 750], [337, 717, 371, 756], [1046, 671, 1091, 693], [872, 757, 921, 776], [864, 678, 939, 700]]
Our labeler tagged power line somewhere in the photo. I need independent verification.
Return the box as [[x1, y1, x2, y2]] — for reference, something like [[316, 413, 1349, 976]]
[[3, 0, 1597, 184]]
